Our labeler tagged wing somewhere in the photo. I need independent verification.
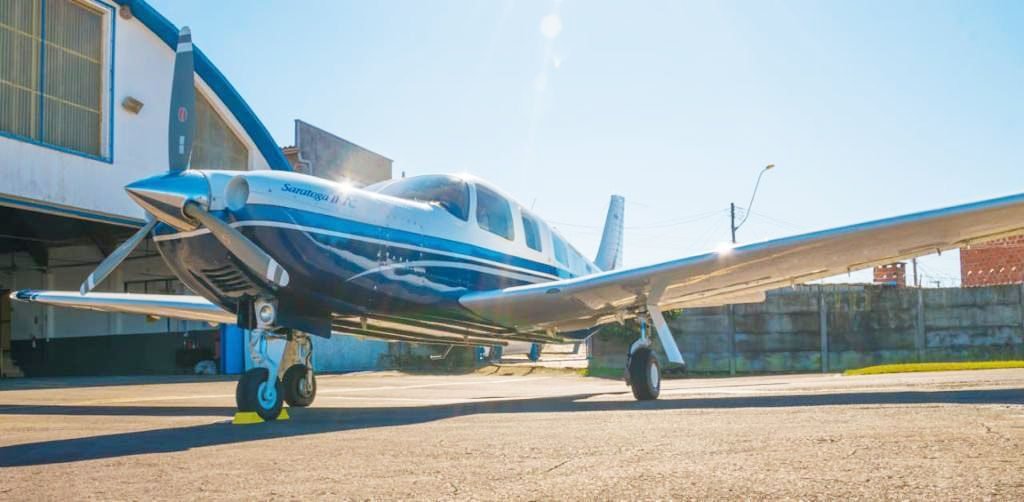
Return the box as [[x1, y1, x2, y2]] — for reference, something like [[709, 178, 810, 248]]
[[460, 193, 1024, 332], [11, 290, 234, 324]]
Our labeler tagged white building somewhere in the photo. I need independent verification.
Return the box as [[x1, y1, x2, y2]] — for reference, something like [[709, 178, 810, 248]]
[[0, 0, 391, 376]]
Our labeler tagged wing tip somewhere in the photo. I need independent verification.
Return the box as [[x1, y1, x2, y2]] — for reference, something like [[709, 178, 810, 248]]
[[11, 289, 37, 302]]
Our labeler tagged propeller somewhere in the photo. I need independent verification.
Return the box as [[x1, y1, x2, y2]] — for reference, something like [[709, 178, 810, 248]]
[[79, 27, 196, 296], [80, 27, 290, 294], [80, 218, 158, 295], [168, 26, 195, 173]]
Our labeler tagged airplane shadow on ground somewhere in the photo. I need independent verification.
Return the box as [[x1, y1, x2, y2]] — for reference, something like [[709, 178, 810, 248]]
[[0, 387, 1021, 467]]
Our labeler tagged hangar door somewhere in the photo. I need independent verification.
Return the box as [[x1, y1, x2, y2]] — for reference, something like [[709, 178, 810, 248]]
[[1, 291, 10, 373]]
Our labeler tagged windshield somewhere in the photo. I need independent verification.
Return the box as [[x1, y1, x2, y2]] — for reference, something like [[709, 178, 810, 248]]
[[378, 175, 470, 220]]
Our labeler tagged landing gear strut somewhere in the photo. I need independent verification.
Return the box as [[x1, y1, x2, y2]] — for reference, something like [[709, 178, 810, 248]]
[[235, 328, 316, 420], [625, 306, 686, 402]]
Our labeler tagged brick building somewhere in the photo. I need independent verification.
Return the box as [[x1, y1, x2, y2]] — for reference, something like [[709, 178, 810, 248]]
[[873, 263, 907, 287], [960, 235, 1024, 287]]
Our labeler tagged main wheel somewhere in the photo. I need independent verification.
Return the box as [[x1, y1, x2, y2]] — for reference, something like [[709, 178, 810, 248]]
[[282, 364, 316, 407], [628, 347, 661, 401], [236, 368, 284, 421]]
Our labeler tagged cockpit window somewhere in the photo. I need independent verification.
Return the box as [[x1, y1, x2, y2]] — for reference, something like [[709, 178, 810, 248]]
[[378, 175, 470, 221], [475, 185, 514, 240]]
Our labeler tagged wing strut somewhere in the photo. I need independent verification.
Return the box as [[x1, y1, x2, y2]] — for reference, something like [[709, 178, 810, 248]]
[[647, 305, 685, 365]]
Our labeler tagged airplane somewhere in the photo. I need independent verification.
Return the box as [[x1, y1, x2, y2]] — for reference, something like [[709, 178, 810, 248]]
[[13, 27, 1024, 421]]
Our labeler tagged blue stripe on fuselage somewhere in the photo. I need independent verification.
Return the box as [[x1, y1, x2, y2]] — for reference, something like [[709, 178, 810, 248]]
[[154, 203, 575, 280]]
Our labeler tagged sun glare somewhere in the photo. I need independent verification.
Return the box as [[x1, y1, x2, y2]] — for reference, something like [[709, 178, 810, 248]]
[[540, 14, 562, 39]]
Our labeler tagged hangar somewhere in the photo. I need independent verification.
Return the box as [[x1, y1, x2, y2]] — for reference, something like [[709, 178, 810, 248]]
[[0, 0, 392, 377]]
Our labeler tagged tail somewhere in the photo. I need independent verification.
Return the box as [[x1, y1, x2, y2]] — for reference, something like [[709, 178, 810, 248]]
[[594, 195, 625, 271]]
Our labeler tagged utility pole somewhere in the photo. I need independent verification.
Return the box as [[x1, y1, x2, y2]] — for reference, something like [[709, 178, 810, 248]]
[[730, 203, 737, 244], [912, 258, 920, 288]]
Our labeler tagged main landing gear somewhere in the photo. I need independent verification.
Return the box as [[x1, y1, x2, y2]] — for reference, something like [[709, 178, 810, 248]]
[[625, 306, 686, 401], [236, 328, 317, 421]]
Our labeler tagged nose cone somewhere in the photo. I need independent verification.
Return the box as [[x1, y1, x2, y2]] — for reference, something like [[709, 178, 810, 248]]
[[126, 172, 210, 231]]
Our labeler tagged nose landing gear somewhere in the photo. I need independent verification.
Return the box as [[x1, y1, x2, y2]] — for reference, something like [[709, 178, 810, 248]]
[[235, 328, 316, 421]]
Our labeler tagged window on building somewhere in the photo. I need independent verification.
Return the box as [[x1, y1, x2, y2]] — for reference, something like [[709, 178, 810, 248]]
[[378, 175, 470, 220], [475, 185, 514, 240], [552, 234, 568, 266], [191, 90, 248, 170], [522, 213, 542, 252], [0, 0, 106, 157]]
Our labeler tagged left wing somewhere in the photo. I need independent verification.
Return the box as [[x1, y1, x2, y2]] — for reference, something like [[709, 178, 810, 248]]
[[10, 290, 234, 324], [461, 192, 1024, 332]]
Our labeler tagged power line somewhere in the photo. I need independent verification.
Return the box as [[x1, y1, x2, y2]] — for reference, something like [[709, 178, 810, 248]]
[[549, 208, 727, 231]]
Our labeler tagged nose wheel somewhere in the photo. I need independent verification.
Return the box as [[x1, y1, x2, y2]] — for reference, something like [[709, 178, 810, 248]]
[[236, 367, 284, 421], [282, 364, 317, 407], [235, 328, 317, 421]]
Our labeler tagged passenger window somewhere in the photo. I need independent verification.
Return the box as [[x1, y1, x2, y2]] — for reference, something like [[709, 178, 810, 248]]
[[476, 185, 514, 240], [569, 250, 581, 271], [552, 234, 568, 266], [522, 214, 542, 252], [378, 175, 470, 220]]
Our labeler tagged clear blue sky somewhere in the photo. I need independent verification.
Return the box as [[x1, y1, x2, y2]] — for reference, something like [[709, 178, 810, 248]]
[[149, 0, 1024, 285]]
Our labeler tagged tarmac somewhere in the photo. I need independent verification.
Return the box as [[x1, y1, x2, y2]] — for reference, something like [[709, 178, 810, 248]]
[[1, 368, 1023, 500]]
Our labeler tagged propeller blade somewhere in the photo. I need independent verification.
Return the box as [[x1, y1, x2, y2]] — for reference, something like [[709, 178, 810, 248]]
[[168, 27, 195, 173], [80, 219, 159, 295], [183, 203, 290, 288]]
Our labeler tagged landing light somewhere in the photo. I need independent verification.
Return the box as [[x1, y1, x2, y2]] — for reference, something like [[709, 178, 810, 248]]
[[257, 304, 276, 324]]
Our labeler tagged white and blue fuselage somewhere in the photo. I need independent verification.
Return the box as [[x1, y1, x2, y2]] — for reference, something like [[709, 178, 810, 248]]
[[149, 170, 597, 336]]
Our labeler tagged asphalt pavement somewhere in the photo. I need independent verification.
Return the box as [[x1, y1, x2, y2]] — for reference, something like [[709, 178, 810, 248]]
[[1, 368, 1022, 500]]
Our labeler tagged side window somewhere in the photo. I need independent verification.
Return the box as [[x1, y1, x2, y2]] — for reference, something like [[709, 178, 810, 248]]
[[522, 214, 542, 252], [552, 234, 568, 266], [476, 185, 514, 240], [569, 249, 581, 272]]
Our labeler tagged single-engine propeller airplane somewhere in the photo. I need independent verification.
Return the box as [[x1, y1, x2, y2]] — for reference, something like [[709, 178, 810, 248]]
[[13, 28, 1024, 420]]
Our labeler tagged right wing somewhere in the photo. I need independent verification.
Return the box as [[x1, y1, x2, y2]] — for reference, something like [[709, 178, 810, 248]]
[[10, 290, 234, 324], [460, 192, 1024, 332]]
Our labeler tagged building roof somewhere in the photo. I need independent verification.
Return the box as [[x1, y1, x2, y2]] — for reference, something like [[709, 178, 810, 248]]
[[113, 0, 291, 171]]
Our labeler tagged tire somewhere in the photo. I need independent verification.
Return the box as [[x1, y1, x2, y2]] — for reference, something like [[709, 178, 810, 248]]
[[235, 368, 284, 420], [628, 347, 661, 401], [282, 364, 316, 407]]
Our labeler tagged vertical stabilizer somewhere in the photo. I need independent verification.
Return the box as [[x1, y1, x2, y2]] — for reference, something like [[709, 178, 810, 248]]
[[595, 195, 625, 271]]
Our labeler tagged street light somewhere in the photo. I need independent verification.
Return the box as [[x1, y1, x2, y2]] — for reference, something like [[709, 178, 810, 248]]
[[731, 164, 776, 244]]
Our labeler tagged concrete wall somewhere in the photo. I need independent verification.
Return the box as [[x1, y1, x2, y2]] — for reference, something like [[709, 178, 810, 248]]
[[312, 336, 392, 372], [591, 284, 1024, 374]]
